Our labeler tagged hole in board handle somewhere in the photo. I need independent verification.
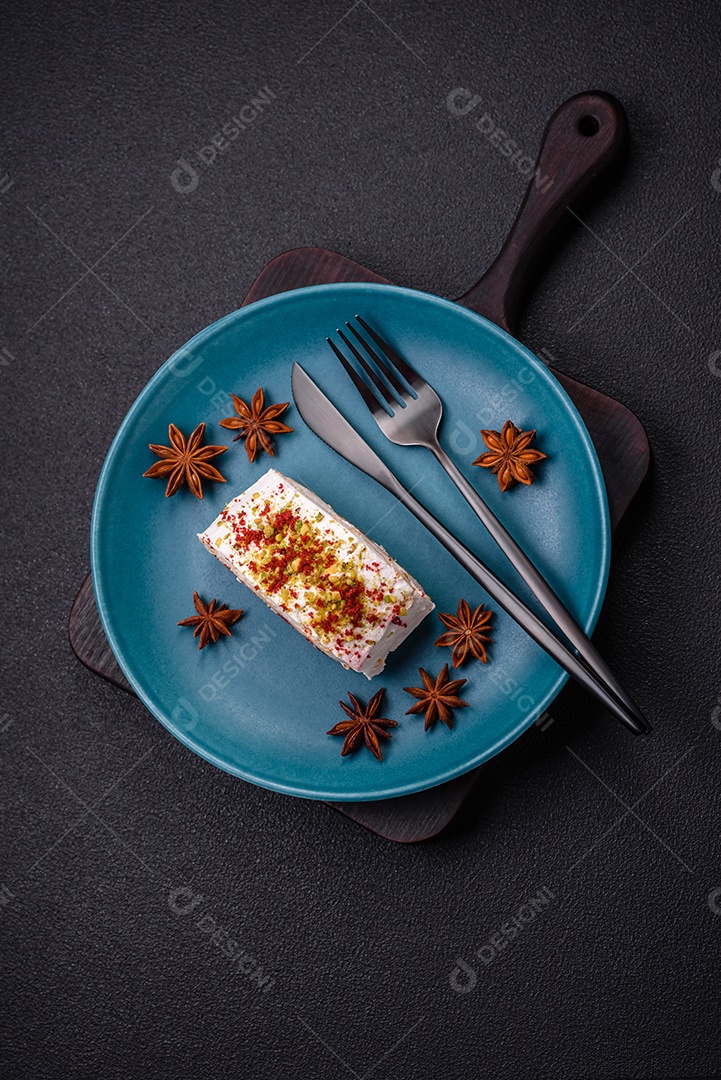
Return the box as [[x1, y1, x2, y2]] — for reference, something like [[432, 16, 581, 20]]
[[577, 115, 600, 137]]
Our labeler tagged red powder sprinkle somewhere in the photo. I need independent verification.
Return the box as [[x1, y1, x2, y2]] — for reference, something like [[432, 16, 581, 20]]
[[222, 499, 410, 641]]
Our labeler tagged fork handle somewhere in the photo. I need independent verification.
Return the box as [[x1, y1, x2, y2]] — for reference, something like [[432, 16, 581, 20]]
[[388, 474, 646, 736], [429, 442, 648, 730], [457, 91, 628, 335]]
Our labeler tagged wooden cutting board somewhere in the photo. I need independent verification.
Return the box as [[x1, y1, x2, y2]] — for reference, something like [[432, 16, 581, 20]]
[[69, 91, 650, 842]]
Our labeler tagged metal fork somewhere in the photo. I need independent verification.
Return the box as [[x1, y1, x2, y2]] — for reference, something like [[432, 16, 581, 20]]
[[328, 316, 648, 734]]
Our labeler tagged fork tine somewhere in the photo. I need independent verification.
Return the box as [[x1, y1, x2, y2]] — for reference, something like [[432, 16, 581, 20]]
[[354, 315, 423, 390], [336, 328, 398, 409], [326, 337, 392, 417], [346, 321, 408, 399]]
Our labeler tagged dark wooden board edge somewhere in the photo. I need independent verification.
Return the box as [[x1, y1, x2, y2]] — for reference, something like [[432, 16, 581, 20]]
[[70, 246, 649, 844], [70, 576, 133, 694]]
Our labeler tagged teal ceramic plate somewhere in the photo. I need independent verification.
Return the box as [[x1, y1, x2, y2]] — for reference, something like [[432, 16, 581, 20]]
[[91, 283, 610, 801]]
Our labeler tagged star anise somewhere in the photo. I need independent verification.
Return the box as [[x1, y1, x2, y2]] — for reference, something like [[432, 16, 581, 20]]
[[143, 422, 227, 499], [219, 387, 293, 463], [472, 420, 546, 492], [177, 591, 243, 650], [403, 664, 469, 731], [435, 599, 494, 668], [327, 688, 398, 761]]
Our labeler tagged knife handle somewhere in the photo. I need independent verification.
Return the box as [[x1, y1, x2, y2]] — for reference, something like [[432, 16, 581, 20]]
[[427, 441, 647, 729], [457, 91, 628, 335], [386, 477, 646, 735]]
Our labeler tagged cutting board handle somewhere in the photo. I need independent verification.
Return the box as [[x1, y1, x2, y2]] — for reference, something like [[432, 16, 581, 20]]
[[457, 91, 628, 334]]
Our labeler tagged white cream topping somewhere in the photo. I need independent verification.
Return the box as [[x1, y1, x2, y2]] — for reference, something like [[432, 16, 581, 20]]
[[197, 469, 434, 677]]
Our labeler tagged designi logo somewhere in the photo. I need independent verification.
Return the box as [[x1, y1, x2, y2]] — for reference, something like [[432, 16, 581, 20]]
[[170, 87, 276, 195], [170, 158, 200, 195]]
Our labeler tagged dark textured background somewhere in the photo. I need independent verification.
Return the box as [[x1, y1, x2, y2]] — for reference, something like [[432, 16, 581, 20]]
[[2, 1, 720, 1077]]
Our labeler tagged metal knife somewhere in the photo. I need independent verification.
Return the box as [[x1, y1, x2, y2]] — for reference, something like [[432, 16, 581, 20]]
[[291, 362, 648, 735]]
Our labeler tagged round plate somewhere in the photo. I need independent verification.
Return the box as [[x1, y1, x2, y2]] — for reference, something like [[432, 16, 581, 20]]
[[91, 283, 610, 801]]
